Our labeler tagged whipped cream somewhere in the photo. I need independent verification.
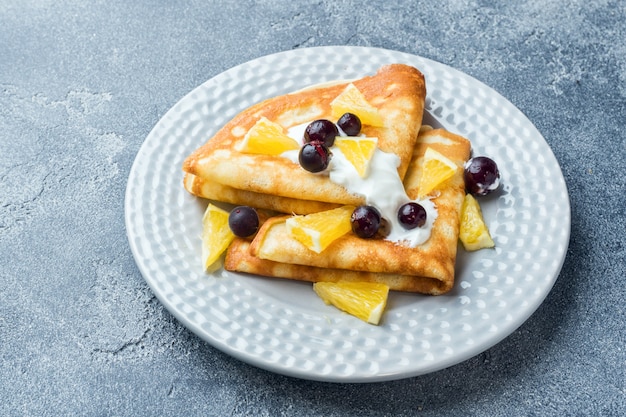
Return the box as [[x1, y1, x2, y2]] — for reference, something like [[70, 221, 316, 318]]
[[283, 123, 437, 247]]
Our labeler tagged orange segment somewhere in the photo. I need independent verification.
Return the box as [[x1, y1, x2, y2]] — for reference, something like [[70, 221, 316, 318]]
[[235, 117, 300, 155], [285, 206, 355, 253], [334, 136, 378, 177], [418, 147, 459, 197], [459, 194, 495, 251], [201, 204, 236, 271], [313, 281, 389, 325], [330, 83, 384, 127]]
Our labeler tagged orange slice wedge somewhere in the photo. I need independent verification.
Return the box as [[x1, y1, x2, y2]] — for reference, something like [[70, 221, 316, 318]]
[[330, 84, 384, 127], [201, 204, 236, 271], [285, 206, 355, 253], [459, 194, 495, 251], [235, 117, 299, 155], [313, 281, 390, 325], [418, 147, 459, 197], [334, 136, 378, 177]]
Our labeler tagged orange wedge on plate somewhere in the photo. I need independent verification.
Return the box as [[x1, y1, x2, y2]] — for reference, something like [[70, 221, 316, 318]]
[[313, 281, 390, 325]]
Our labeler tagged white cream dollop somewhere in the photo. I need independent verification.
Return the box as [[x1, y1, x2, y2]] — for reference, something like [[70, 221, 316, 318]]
[[284, 123, 437, 247], [329, 147, 437, 246]]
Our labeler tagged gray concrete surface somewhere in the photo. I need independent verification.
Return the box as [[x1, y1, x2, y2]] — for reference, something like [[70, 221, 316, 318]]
[[1, 0, 625, 416]]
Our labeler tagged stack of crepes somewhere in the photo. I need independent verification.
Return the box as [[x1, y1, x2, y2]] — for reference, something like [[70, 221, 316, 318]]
[[182, 64, 471, 295]]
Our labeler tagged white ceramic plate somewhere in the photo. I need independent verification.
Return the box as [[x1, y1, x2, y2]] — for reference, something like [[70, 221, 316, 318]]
[[125, 46, 570, 382]]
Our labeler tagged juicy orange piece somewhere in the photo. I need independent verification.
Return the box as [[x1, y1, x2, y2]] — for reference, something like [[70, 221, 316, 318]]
[[330, 83, 384, 127], [285, 206, 355, 253], [201, 204, 236, 271], [418, 147, 459, 197], [313, 281, 389, 325], [334, 136, 378, 177], [459, 194, 495, 251], [235, 117, 299, 155]]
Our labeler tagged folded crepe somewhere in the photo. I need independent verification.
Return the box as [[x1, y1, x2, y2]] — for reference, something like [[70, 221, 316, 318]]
[[225, 128, 471, 295], [182, 64, 426, 213]]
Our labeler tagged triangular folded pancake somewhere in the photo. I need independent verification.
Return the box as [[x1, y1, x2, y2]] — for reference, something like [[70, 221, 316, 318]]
[[225, 128, 471, 294], [182, 64, 426, 208]]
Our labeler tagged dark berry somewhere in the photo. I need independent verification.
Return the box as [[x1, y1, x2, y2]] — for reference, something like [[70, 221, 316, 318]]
[[397, 202, 427, 230], [350, 205, 381, 238], [303, 119, 339, 146], [299, 141, 331, 173], [464, 156, 500, 196], [337, 113, 362, 136], [228, 206, 259, 237]]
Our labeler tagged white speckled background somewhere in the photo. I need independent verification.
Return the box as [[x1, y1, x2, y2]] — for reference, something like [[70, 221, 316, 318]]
[[1, 0, 624, 416]]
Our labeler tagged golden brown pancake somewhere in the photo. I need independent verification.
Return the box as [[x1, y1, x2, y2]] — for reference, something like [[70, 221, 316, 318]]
[[225, 129, 471, 294], [182, 64, 426, 207]]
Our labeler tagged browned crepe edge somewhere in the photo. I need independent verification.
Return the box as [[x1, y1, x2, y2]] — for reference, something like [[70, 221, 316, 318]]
[[225, 239, 451, 295]]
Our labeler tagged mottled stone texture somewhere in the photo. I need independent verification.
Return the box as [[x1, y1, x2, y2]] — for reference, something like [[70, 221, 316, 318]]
[[1, 0, 624, 416]]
